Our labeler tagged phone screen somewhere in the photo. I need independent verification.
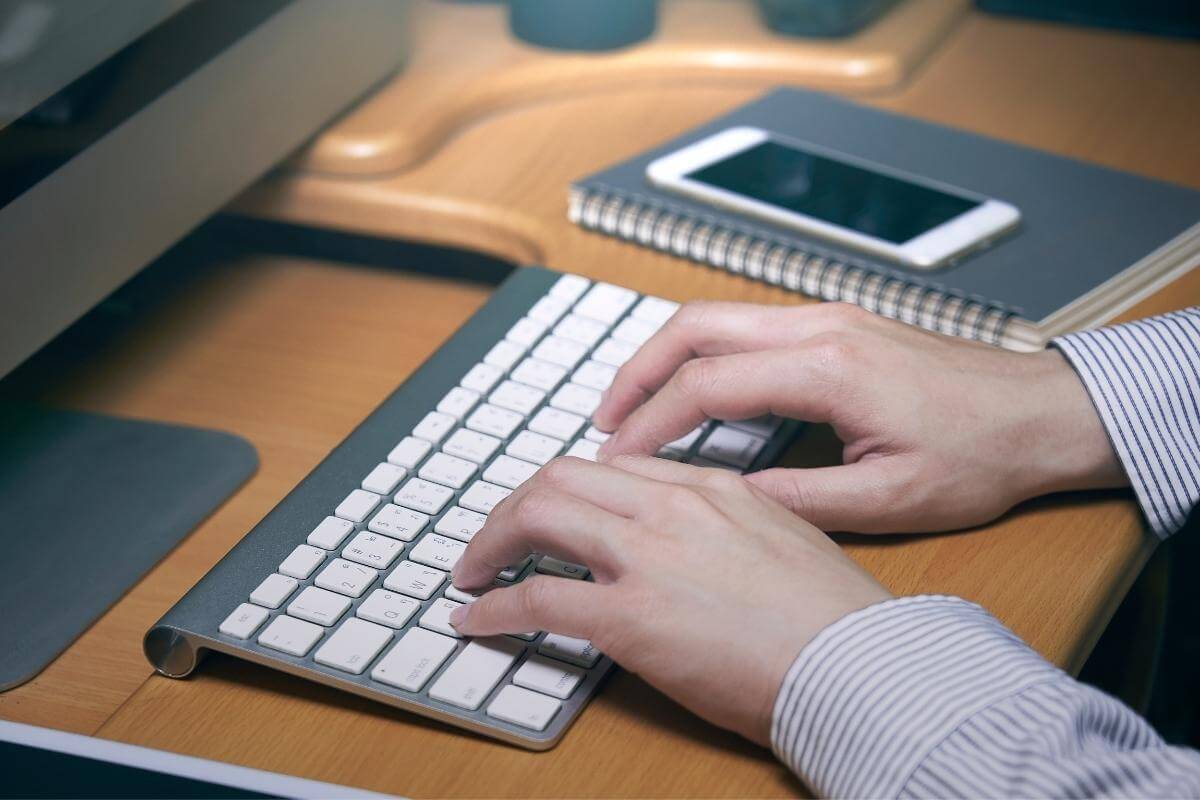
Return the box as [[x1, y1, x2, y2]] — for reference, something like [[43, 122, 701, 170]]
[[685, 140, 980, 244]]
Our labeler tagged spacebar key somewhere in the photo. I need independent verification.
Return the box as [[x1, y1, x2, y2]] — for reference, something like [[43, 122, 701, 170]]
[[428, 637, 524, 711]]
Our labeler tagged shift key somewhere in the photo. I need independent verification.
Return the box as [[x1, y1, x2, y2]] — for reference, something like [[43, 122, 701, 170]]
[[428, 637, 524, 710]]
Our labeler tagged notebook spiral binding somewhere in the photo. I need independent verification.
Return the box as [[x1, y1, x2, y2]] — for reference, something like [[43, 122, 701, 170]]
[[569, 187, 1013, 346]]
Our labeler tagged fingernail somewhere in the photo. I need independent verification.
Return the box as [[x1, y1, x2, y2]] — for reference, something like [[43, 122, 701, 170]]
[[449, 604, 469, 628]]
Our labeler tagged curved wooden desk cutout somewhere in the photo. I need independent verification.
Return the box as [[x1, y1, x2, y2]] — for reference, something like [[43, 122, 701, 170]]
[[3, 6, 1198, 799], [292, 0, 967, 175]]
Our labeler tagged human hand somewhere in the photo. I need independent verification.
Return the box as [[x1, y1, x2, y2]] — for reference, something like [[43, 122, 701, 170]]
[[449, 455, 890, 745], [593, 302, 1126, 534]]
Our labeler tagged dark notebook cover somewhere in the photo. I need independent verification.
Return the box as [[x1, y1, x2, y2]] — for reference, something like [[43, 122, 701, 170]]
[[571, 88, 1200, 324]]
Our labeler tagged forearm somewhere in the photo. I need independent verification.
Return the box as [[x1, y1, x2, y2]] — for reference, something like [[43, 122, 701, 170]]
[[772, 596, 1200, 798]]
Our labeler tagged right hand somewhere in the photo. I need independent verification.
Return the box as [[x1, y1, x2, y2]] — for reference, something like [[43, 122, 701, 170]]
[[593, 301, 1126, 533]]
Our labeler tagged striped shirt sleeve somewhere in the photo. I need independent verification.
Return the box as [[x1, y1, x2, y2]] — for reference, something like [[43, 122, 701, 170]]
[[772, 595, 1200, 798], [1051, 307, 1200, 538]]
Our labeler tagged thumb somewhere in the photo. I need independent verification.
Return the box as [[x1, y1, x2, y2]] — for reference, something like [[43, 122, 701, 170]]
[[745, 460, 907, 534]]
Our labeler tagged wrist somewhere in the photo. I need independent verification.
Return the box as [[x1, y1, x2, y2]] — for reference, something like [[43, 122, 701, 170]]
[[1006, 348, 1127, 499]]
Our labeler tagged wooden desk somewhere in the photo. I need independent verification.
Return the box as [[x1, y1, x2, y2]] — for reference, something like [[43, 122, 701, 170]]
[[3, 6, 1198, 798]]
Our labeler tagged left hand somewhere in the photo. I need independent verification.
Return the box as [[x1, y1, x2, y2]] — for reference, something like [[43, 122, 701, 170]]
[[449, 455, 891, 745]]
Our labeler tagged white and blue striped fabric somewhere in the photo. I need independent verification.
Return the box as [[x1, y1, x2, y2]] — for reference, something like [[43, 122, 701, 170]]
[[771, 308, 1200, 798]]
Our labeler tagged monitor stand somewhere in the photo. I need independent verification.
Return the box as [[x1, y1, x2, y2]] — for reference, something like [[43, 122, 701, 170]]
[[0, 405, 256, 692]]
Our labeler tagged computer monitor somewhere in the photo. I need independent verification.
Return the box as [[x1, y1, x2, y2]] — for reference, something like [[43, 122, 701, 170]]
[[0, 0, 408, 692], [0, 0, 407, 379]]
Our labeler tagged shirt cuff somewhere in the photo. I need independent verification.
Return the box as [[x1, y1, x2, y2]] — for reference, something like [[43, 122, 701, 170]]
[[771, 595, 1062, 799], [1051, 309, 1200, 538]]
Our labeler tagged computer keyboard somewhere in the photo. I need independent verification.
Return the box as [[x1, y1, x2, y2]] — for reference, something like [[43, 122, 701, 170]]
[[145, 266, 801, 749]]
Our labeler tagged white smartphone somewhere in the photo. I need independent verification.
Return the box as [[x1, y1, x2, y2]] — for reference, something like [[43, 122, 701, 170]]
[[645, 126, 1020, 269]]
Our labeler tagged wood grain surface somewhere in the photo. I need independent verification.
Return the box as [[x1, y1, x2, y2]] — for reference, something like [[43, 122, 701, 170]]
[[292, 0, 967, 175], [3, 5, 1198, 798]]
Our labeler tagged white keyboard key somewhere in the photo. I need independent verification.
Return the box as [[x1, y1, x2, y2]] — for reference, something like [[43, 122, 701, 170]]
[[506, 430, 563, 465], [287, 585, 351, 626], [631, 295, 679, 326], [484, 339, 525, 371], [574, 282, 637, 325], [611, 316, 658, 348], [528, 407, 586, 440], [361, 462, 407, 495], [512, 654, 585, 699], [554, 314, 608, 347], [496, 556, 531, 582], [384, 560, 445, 600], [535, 556, 589, 580], [539, 633, 601, 668], [550, 383, 602, 417], [409, 533, 468, 572], [250, 573, 298, 609], [461, 362, 504, 394], [434, 505, 488, 542], [667, 424, 708, 453], [278, 544, 326, 579], [314, 618, 392, 674], [395, 477, 454, 515], [412, 411, 456, 444], [466, 404, 524, 439], [219, 603, 269, 639], [565, 439, 600, 461], [257, 615, 323, 657], [459, 480, 512, 514], [697, 424, 767, 469], [727, 415, 784, 438], [429, 637, 525, 710], [571, 360, 617, 391], [486, 685, 562, 731], [506, 316, 548, 348], [418, 452, 478, 490], [307, 516, 355, 550], [550, 273, 591, 302], [592, 337, 638, 368], [584, 426, 611, 444], [511, 358, 567, 392], [314, 558, 377, 598], [371, 627, 457, 692], [508, 631, 539, 641], [527, 294, 571, 325], [437, 387, 481, 421], [489, 380, 545, 415], [532, 336, 588, 369], [357, 589, 420, 628], [387, 436, 432, 469], [443, 428, 501, 464], [419, 597, 464, 638], [342, 531, 405, 569], [444, 585, 483, 604], [483, 454, 539, 490], [335, 488, 382, 523], [367, 504, 428, 542]]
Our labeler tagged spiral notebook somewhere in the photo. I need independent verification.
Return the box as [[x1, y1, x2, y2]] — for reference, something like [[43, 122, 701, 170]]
[[568, 89, 1200, 350]]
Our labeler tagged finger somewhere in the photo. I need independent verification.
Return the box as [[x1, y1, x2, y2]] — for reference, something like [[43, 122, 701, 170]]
[[508, 455, 673, 519], [449, 575, 608, 639], [744, 460, 900, 533], [593, 301, 850, 433], [605, 453, 711, 485], [600, 346, 840, 460], [452, 483, 628, 590]]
